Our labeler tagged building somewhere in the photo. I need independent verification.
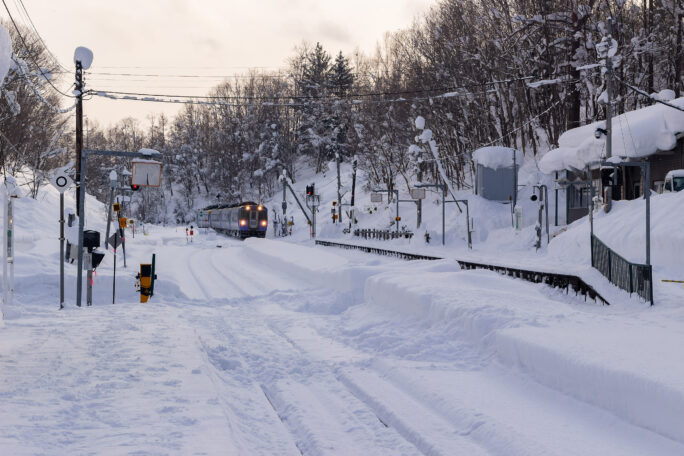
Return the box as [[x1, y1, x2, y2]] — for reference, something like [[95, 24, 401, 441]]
[[540, 95, 684, 224], [472, 146, 523, 204]]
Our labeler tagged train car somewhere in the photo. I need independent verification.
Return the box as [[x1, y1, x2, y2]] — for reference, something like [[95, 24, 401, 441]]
[[197, 202, 268, 239]]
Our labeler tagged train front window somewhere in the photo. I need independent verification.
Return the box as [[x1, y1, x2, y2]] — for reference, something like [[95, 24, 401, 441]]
[[674, 177, 684, 192]]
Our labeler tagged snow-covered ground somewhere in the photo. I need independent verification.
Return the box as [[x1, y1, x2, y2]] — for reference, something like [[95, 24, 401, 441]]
[[1, 174, 684, 455]]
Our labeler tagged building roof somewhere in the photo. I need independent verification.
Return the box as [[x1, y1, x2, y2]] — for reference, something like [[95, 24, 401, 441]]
[[540, 97, 684, 174], [472, 146, 523, 170]]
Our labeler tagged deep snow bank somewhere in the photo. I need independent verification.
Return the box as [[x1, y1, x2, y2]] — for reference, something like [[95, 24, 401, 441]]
[[549, 190, 684, 270], [364, 268, 684, 445]]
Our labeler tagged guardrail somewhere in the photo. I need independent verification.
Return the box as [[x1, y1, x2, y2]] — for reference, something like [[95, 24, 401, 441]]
[[315, 240, 440, 261], [591, 234, 653, 305], [354, 228, 414, 241], [315, 240, 609, 305]]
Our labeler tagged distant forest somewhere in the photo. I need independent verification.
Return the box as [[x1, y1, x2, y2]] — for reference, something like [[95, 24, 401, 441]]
[[1, 0, 681, 223]]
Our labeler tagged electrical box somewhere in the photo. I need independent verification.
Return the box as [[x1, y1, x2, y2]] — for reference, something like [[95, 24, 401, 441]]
[[83, 230, 100, 251]]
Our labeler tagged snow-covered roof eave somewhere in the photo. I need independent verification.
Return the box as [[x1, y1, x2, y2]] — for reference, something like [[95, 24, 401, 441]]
[[540, 97, 684, 175], [472, 146, 523, 170]]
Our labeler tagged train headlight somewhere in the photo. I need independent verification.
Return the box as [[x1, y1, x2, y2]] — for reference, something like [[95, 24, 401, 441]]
[[239, 219, 247, 226], [257, 205, 263, 211], [245, 205, 251, 211], [260, 220, 267, 227]]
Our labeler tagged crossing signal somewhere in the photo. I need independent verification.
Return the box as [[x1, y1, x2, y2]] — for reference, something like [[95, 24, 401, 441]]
[[131, 183, 140, 191]]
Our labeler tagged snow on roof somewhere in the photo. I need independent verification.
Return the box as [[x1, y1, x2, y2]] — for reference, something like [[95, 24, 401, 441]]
[[472, 146, 523, 170], [666, 169, 684, 178], [540, 97, 684, 174], [0, 24, 12, 86], [138, 148, 160, 156]]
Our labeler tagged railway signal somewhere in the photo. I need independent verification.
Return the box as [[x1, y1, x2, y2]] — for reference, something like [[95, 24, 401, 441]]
[[130, 183, 140, 191]]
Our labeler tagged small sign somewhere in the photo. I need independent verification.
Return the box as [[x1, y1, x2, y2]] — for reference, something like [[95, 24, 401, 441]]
[[107, 233, 122, 249], [128, 219, 135, 225], [119, 217, 127, 228], [370, 193, 383, 203], [49, 171, 73, 194], [410, 188, 426, 200], [113, 203, 121, 212]]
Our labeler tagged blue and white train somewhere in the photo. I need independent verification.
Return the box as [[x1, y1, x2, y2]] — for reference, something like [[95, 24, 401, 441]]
[[197, 202, 268, 239]]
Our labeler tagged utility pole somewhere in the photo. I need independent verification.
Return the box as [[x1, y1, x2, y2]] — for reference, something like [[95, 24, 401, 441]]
[[75, 60, 84, 216], [605, 57, 613, 160], [417, 159, 423, 229], [350, 156, 357, 229], [336, 152, 342, 223]]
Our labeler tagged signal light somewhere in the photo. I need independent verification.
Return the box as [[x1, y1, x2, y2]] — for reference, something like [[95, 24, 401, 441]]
[[306, 184, 314, 196], [131, 184, 140, 191]]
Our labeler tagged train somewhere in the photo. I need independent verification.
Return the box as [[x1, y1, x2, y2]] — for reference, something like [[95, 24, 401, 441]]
[[197, 202, 268, 238]]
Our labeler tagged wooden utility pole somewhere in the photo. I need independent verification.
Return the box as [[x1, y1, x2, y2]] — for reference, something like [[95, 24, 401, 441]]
[[336, 152, 342, 223], [350, 156, 357, 228], [75, 60, 84, 215]]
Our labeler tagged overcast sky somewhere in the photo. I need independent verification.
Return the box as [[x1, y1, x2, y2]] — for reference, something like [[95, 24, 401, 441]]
[[4, 0, 436, 128]]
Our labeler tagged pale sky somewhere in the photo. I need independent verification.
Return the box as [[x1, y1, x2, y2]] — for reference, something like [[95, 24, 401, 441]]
[[4, 0, 437, 128]]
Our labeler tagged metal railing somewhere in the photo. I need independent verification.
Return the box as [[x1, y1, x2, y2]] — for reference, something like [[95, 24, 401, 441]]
[[353, 229, 414, 241], [315, 240, 439, 260], [316, 240, 609, 305], [591, 234, 653, 305]]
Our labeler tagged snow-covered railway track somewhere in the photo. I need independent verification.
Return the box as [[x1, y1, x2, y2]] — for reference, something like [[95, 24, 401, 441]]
[[265, 320, 491, 456], [191, 305, 423, 455]]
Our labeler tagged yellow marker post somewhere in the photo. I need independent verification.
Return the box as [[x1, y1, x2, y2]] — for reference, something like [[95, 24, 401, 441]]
[[137, 263, 152, 303]]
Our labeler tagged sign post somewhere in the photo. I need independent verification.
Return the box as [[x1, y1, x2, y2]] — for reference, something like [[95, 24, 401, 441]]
[[108, 232, 122, 304], [50, 170, 73, 309], [3, 177, 19, 317], [105, 171, 117, 250]]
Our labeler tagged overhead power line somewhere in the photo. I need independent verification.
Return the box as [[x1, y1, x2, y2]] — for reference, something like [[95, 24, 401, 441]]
[[615, 77, 684, 113], [1, 0, 75, 98], [13, 0, 69, 72], [88, 86, 502, 108], [87, 76, 539, 102]]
